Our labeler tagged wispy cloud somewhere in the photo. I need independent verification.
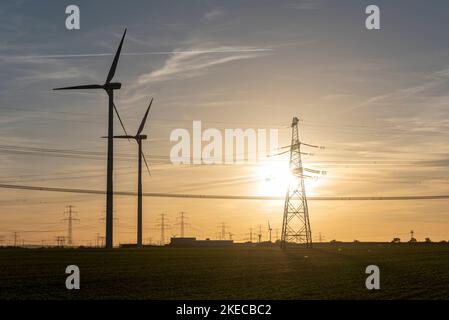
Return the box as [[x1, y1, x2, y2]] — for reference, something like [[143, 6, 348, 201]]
[[347, 66, 449, 113], [203, 9, 223, 21], [118, 44, 271, 106], [288, 0, 320, 10], [6, 48, 271, 60], [136, 46, 269, 84]]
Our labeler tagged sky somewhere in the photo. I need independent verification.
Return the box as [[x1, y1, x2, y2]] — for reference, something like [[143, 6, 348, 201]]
[[1, 0, 449, 245]]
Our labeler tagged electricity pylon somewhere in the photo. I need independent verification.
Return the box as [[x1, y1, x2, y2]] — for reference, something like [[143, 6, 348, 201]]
[[56, 236, 66, 247], [156, 214, 170, 245], [176, 212, 189, 238], [218, 222, 227, 240], [246, 228, 253, 243], [62, 205, 79, 246], [281, 117, 314, 248], [13, 232, 19, 247]]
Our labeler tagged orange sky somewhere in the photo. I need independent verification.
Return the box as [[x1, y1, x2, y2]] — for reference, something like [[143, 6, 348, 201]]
[[1, 1, 449, 245]]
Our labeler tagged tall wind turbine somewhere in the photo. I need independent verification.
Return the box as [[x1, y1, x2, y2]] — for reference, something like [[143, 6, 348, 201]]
[[268, 220, 273, 243], [112, 98, 153, 247], [53, 29, 127, 248]]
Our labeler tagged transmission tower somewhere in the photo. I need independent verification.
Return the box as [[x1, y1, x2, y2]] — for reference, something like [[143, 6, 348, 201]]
[[56, 236, 66, 247], [13, 232, 19, 247], [156, 214, 170, 245], [218, 222, 227, 240], [246, 228, 253, 243], [62, 205, 79, 246], [176, 212, 189, 238], [281, 117, 313, 248], [95, 233, 105, 247]]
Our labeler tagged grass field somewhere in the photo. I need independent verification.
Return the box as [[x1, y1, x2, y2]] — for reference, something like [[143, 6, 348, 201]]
[[1, 244, 449, 300]]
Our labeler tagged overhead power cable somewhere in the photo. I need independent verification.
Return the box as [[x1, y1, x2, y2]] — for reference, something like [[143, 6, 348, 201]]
[[0, 183, 449, 201]]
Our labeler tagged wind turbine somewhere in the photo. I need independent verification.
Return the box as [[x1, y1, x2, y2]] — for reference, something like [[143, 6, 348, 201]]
[[111, 98, 153, 248], [268, 220, 273, 243], [53, 29, 127, 249]]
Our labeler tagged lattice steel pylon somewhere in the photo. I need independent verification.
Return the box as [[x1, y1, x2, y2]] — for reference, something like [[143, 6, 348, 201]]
[[281, 117, 312, 248]]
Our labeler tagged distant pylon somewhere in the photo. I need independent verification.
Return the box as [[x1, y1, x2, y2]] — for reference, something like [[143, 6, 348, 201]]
[[56, 236, 66, 247], [157, 214, 170, 245], [281, 117, 313, 248], [220, 222, 227, 240], [62, 205, 79, 246], [246, 228, 253, 243], [13, 232, 19, 247], [176, 212, 189, 238], [95, 233, 105, 247]]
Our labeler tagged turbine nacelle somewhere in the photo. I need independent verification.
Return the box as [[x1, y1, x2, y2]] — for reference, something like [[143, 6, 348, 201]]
[[104, 82, 122, 90], [101, 134, 146, 140]]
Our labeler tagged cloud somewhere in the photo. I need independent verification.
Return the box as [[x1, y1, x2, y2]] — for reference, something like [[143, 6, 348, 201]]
[[136, 46, 269, 85], [203, 9, 223, 21], [348, 66, 449, 112], [288, 1, 320, 10]]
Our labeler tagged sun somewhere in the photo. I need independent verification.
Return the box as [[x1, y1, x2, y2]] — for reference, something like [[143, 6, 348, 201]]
[[256, 160, 292, 196], [255, 160, 319, 197]]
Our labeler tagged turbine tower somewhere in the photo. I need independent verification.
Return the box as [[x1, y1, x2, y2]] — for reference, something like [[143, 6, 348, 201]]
[[281, 117, 313, 248], [109, 99, 153, 247], [54, 29, 127, 248]]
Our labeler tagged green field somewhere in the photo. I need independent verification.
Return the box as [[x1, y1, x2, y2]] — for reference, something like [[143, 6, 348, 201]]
[[1, 244, 449, 300]]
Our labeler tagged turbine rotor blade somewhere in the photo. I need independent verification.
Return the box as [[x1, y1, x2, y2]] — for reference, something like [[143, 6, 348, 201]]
[[113, 102, 130, 143], [53, 84, 103, 90], [106, 28, 127, 84], [141, 151, 151, 176], [136, 98, 153, 136]]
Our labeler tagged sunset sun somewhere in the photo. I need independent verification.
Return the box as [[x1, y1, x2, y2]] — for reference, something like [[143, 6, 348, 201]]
[[256, 160, 320, 196]]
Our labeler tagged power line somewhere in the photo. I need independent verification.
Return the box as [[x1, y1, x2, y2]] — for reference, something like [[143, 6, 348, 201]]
[[1, 183, 449, 201]]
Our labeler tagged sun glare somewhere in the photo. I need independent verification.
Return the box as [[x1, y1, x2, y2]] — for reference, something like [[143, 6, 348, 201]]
[[256, 160, 320, 197]]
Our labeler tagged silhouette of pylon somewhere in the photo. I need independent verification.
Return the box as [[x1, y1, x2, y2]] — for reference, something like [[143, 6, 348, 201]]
[[281, 117, 312, 248]]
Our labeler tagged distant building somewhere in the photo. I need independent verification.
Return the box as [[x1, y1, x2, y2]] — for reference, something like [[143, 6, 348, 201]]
[[170, 237, 233, 247]]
